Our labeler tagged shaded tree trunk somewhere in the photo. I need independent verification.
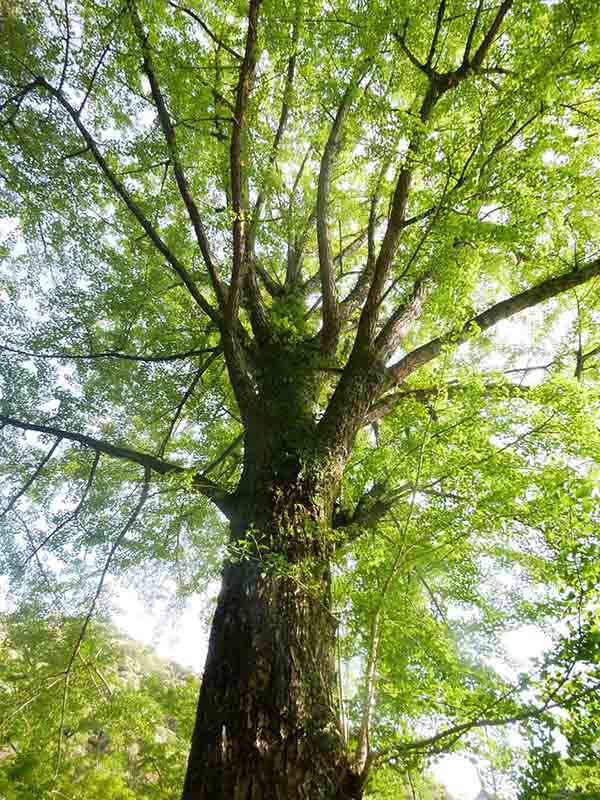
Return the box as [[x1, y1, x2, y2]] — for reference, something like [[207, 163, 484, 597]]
[[181, 337, 368, 799], [181, 509, 363, 799], [181, 368, 364, 799]]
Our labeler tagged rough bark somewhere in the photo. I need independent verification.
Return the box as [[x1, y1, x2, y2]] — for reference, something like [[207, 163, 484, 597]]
[[181, 495, 362, 799], [181, 550, 362, 799], [182, 343, 364, 799]]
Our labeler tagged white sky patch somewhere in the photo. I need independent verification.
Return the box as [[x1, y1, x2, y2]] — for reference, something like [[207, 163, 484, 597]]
[[114, 586, 213, 671], [542, 149, 568, 167], [432, 755, 481, 800], [0, 217, 27, 257], [503, 625, 552, 665]]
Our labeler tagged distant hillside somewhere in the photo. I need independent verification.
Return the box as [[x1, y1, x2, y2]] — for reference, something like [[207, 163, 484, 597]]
[[0, 614, 199, 799]]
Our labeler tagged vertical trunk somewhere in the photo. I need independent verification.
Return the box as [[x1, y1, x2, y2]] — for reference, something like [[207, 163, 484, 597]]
[[181, 514, 363, 800], [182, 340, 366, 798]]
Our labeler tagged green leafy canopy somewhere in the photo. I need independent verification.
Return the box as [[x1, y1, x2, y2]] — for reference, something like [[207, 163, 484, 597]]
[[1, 0, 600, 796]]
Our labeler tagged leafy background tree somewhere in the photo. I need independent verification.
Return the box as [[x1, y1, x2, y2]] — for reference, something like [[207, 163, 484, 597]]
[[0, 615, 199, 799], [1, 0, 599, 797]]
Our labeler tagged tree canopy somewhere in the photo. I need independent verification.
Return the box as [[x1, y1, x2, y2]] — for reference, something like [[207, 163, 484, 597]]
[[1, 0, 599, 797]]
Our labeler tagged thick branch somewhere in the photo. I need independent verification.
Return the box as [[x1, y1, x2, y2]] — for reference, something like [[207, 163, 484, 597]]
[[130, 3, 224, 307], [316, 83, 357, 350], [374, 273, 433, 359], [227, 0, 262, 326], [338, 169, 388, 323], [333, 481, 391, 533], [387, 257, 600, 387], [470, 0, 514, 71]]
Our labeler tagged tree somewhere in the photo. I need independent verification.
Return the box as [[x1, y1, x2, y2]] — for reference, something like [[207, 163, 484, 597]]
[[1, 0, 599, 797], [0, 613, 199, 798]]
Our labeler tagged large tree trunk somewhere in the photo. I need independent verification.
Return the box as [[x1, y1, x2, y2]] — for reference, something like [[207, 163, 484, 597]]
[[181, 490, 363, 799], [181, 341, 366, 798]]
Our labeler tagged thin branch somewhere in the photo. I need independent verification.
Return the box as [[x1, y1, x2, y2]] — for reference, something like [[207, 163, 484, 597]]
[[427, 0, 446, 68], [58, 0, 71, 92], [168, 1, 242, 61], [247, 0, 300, 254], [17, 512, 114, 702], [0, 81, 39, 128], [394, 21, 431, 77], [377, 683, 598, 763], [157, 351, 220, 456], [0, 438, 62, 520], [364, 379, 530, 426], [20, 452, 100, 569], [55, 468, 150, 775], [78, 27, 117, 116], [201, 431, 243, 477], [158, 372, 203, 458], [302, 219, 384, 298], [339, 172, 388, 322], [130, 3, 224, 306], [0, 676, 65, 735], [462, 0, 484, 68], [582, 343, 600, 363], [285, 146, 313, 286], [64, 470, 150, 678], [0, 414, 234, 515], [0, 343, 221, 363], [354, 416, 433, 777], [33, 77, 220, 324]]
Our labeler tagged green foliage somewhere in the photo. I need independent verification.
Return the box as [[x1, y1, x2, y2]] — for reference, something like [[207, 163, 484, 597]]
[[1, 0, 600, 796], [0, 615, 198, 799]]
